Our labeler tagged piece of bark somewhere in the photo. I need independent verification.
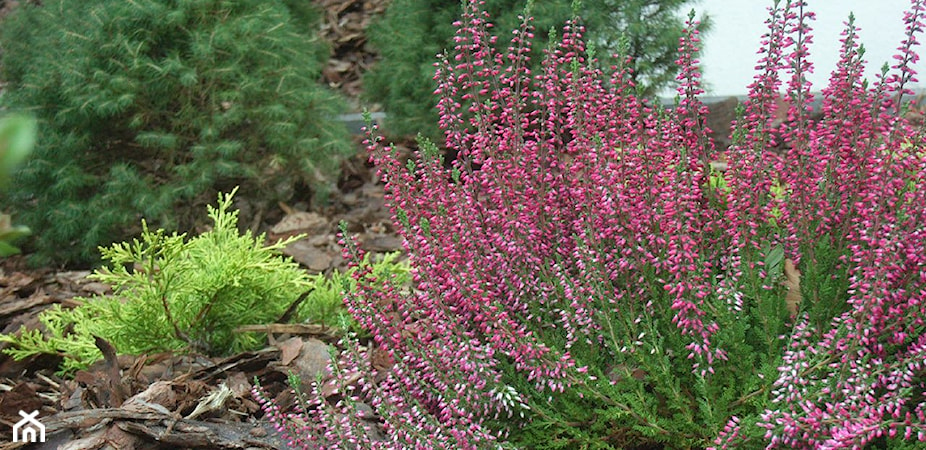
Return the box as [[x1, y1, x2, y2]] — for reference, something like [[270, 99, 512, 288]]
[[118, 419, 289, 449], [0, 290, 52, 319], [783, 258, 802, 316], [234, 323, 340, 342], [184, 349, 278, 384], [40, 408, 165, 433], [94, 336, 128, 407]]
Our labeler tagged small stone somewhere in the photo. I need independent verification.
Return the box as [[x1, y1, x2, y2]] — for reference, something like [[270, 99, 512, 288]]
[[283, 241, 333, 273], [355, 402, 376, 419], [362, 234, 404, 252], [271, 212, 329, 237], [341, 192, 360, 206], [289, 339, 333, 392]]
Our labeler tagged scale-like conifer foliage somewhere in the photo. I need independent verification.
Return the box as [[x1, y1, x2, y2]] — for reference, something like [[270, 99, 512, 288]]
[[0, 0, 352, 266]]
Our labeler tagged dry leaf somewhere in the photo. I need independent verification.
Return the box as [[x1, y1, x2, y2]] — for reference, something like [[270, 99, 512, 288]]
[[270, 211, 328, 236], [225, 372, 251, 399], [122, 381, 177, 414], [185, 383, 232, 420]]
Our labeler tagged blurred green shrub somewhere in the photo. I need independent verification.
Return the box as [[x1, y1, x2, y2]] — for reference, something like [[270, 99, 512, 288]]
[[0, 0, 353, 267], [0, 114, 35, 256], [364, 0, 709, 140]]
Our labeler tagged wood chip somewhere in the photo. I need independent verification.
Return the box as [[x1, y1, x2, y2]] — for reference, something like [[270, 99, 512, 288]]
[[783, 258, 802, 316]]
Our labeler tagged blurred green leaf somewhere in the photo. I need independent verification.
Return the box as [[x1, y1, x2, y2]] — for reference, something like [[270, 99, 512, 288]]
[[764, 244, 785, 279], [0, 241, 23, 257], [0, 115, 36, 186]]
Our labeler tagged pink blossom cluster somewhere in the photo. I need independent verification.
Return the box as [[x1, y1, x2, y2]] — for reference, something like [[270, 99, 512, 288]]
[[257, 0, 926, 447], [716, 0, 926, 448], [253, 325, 504, 449]]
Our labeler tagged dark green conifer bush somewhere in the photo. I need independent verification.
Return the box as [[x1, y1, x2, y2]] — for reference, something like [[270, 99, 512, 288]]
[[0, 0, 353, 267], [365, 0, 708, 140]]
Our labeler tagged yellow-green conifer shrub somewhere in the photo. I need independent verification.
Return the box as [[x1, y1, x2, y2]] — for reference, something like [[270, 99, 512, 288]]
[[1, 190, 310, 374], [0, 0, 352, 267], [303, 250, 411, 332], [0, 191, 412, 375]]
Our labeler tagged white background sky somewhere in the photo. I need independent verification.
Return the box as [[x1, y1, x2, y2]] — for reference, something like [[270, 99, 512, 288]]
[[684, 0, 924, 97]]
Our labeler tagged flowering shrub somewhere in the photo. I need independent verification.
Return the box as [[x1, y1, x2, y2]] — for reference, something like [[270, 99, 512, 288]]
[[364, 0, 708, 141], [256, 0, 926, 448]]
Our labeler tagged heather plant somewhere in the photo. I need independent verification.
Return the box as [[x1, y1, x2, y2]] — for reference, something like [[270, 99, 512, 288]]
[[257, 1, 926, 448], [365, 0, 709, 141], [0, 0, 352, 267]]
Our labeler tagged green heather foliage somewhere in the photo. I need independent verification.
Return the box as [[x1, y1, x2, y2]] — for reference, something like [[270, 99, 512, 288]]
[[0, 0, 352, 267], [365, 0, 708, 140], [0, 114, 35, 256]]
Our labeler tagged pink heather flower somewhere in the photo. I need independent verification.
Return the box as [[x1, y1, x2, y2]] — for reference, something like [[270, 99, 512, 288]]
[[258, 0, 926, 448]]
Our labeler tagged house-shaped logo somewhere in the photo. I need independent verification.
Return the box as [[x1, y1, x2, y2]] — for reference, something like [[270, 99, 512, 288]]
[[13, 410, 45, 443]]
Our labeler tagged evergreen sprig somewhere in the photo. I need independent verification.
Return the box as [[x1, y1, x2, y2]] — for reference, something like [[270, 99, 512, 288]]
[[1, 190, 311, 373], [0, 0, 352, 266], [0, 190, 412, 375], [301, 251, 411, 331]]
